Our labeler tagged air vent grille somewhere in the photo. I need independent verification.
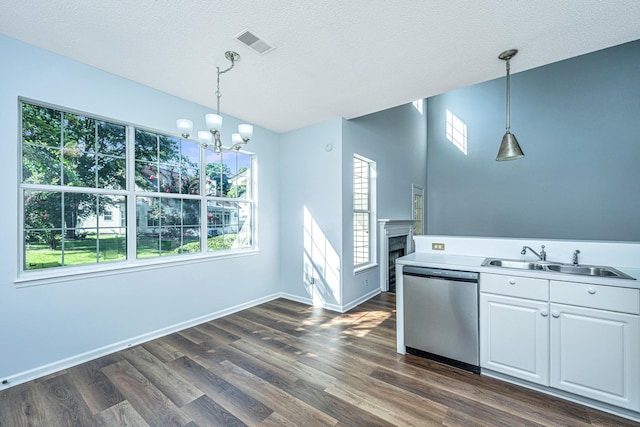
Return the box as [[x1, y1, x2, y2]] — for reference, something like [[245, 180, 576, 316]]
[[234, 29, 275, 55]]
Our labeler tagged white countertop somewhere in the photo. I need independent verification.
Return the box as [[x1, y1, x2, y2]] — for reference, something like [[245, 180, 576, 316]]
[[397, 252, 640, 289]]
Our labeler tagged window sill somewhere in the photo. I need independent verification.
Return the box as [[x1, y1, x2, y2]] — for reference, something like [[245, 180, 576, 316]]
[[354, 262, 378, 275], [14, 249, 260, 288]]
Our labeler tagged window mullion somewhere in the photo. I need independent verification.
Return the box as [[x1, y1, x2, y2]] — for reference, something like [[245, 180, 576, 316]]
[[126, 125, 137, 261]]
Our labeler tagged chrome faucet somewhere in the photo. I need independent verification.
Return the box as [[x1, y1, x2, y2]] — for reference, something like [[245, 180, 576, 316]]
[[572, 250, 580, 266], [521, 245, 546, 261]]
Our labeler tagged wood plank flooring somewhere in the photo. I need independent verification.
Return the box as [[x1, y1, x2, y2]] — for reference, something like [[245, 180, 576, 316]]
[[1, 293, 638, 426]]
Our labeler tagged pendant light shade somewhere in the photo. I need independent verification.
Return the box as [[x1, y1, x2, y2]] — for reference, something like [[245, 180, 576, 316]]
[[496, 131, 524, 161], [496, 49, 524, 161]]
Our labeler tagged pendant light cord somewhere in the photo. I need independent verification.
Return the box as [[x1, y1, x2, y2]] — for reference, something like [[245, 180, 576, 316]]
[[215, 55, 237, 116], [505, 59, 511, 133]]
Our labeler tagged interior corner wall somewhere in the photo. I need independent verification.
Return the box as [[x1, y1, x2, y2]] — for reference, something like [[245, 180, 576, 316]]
[[277, 118, 344, 309], [0, 34, 281, 385], [342, 103, 427, 305], [426, 39, 640, 241]]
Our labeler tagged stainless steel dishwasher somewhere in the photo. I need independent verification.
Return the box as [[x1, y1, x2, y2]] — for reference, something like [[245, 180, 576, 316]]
[[403, 266, 480, 373]]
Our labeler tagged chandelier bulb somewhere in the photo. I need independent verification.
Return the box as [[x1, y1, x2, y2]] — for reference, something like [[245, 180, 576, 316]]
[[176, 119, 193, 139]]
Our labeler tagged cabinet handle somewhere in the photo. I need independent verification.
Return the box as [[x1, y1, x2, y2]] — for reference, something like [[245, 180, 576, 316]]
[[552, 311, 560, 318], [587, 288, 596, 295], [540, 310, 548, 317], [508, 279, 516, 285]]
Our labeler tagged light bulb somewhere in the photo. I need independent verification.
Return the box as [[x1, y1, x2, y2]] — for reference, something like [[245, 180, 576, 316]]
[[176, 119, 193, 138], [198, 131, 212, 147], [205, 114, 223, 132], [238, 124, 253, 141]]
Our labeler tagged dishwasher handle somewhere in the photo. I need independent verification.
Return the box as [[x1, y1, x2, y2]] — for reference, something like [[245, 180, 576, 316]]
[[403, 265, 478, 282]]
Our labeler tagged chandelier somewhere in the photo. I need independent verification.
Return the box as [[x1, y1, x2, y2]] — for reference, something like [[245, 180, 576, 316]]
[[176, 51, 253, 154]]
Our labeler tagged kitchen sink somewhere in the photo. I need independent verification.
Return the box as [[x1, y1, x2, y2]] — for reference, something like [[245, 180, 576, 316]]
[[482, 258, 636, 280], [545, 264, 634, 279], [483, 259, 546, 270]]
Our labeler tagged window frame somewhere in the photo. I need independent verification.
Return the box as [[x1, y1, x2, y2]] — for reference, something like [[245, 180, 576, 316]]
[[17, 98, 257, 286], [412, 184, 424, 236], [353, 154, 376, 272]]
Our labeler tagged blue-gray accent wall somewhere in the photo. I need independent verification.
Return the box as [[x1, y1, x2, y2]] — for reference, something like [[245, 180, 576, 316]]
[[426, 39, 640, 242]]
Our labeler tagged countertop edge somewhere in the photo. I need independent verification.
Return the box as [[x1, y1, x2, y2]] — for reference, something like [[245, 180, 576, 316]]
[[396, 253, 640, 290]]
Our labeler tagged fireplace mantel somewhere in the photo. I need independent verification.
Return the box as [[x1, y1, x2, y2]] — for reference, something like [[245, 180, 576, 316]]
[[378, 219, 414, 292]]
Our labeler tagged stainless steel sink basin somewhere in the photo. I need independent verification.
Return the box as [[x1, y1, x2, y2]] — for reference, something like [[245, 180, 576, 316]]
[[482, 258, 636, 280], [545, 264, 635, 279], [484, 259, 546, 270]]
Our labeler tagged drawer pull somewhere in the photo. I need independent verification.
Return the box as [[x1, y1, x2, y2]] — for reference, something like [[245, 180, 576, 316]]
[[587, 288, 596, 295], [540, 310, 548, 317], [508, 279, 516, 285], [552, 311, 560, 318]]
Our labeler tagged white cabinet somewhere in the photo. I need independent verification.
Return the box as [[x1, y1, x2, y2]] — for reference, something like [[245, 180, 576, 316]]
[[480, 293, 549, 385], [550, 281, 640, 411], [480, 274, 640, 412]]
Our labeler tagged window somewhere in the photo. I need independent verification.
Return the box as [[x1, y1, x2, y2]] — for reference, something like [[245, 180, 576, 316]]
[[412, 99, 424, 115], [412, 184, 424, 235], [20, 100, 255, 274], [446, 109, 467, 154], [353, 154, 375, 268]]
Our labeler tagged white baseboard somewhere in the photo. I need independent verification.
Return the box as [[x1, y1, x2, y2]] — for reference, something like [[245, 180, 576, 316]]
[[1, 292, 282, 390], [278, 289, 382, 313], [278, 292, 312, 306], [278, 292, 343, 312], [342, 288, 381, 312], [1, 290, 382, 390]]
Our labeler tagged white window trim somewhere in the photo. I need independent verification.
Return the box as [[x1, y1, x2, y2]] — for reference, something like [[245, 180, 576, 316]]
[[412, 184, 424, 236], [353, 154, 376, 272], [17, 98, 258, 283]]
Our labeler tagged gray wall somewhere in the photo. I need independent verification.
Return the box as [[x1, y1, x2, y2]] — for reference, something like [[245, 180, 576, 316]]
[[342, 103, 427, 302], [426, 39, 640, 241]]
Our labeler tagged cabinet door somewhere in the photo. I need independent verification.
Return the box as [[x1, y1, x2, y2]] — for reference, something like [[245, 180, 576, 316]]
[[480, 293, 549, 385], [550, 303, 640, 411]]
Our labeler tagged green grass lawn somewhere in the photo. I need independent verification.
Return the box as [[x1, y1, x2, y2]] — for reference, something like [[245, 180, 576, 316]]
[[25, 233, 236, 270], [25, 234, 127, 270]]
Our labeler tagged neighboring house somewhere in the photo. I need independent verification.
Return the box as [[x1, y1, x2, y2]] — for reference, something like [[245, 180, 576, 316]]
[[76, 201, 126, 234]]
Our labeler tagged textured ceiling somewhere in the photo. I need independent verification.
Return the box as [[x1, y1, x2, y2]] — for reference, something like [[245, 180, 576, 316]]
[[1, 1, 639, 133]]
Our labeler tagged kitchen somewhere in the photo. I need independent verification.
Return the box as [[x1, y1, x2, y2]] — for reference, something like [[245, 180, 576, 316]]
[[1, 2, 639, 424], [394, 39, 640, 422]]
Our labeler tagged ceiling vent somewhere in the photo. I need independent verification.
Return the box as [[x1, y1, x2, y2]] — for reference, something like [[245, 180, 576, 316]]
[[234, 29, 275, 55]]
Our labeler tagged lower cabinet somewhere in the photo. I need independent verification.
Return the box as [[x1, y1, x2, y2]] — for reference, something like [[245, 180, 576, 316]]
[[550, 303, 640, 411], [480, 273, 640, 413], [480, 293, 549, 385]]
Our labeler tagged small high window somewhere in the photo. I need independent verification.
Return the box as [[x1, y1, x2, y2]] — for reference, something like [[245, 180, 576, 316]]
[[446, 109, 467, 154]]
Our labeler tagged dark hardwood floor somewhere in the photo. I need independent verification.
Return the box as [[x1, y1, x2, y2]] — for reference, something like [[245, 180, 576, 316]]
[[1, 293, 637, 426]]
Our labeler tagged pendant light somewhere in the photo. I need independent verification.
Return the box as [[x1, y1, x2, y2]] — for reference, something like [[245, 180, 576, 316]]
[[176, 51, 253, 154], [496, 49, 524, 161]]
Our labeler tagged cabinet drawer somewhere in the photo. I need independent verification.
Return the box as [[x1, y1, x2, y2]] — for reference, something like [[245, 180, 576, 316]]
[[550, 281, 640, 314], [480, 273, 549, 300]]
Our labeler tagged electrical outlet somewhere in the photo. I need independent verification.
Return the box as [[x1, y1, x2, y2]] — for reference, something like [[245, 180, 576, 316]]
[[432, 243, 445, 251], [310, 277, 315, 284], [365, 279, 369, 287]]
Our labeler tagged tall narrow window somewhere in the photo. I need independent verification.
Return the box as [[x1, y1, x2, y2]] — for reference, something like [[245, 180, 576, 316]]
[[353, 154, 375, 268], [412, 184, 424, 235]]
